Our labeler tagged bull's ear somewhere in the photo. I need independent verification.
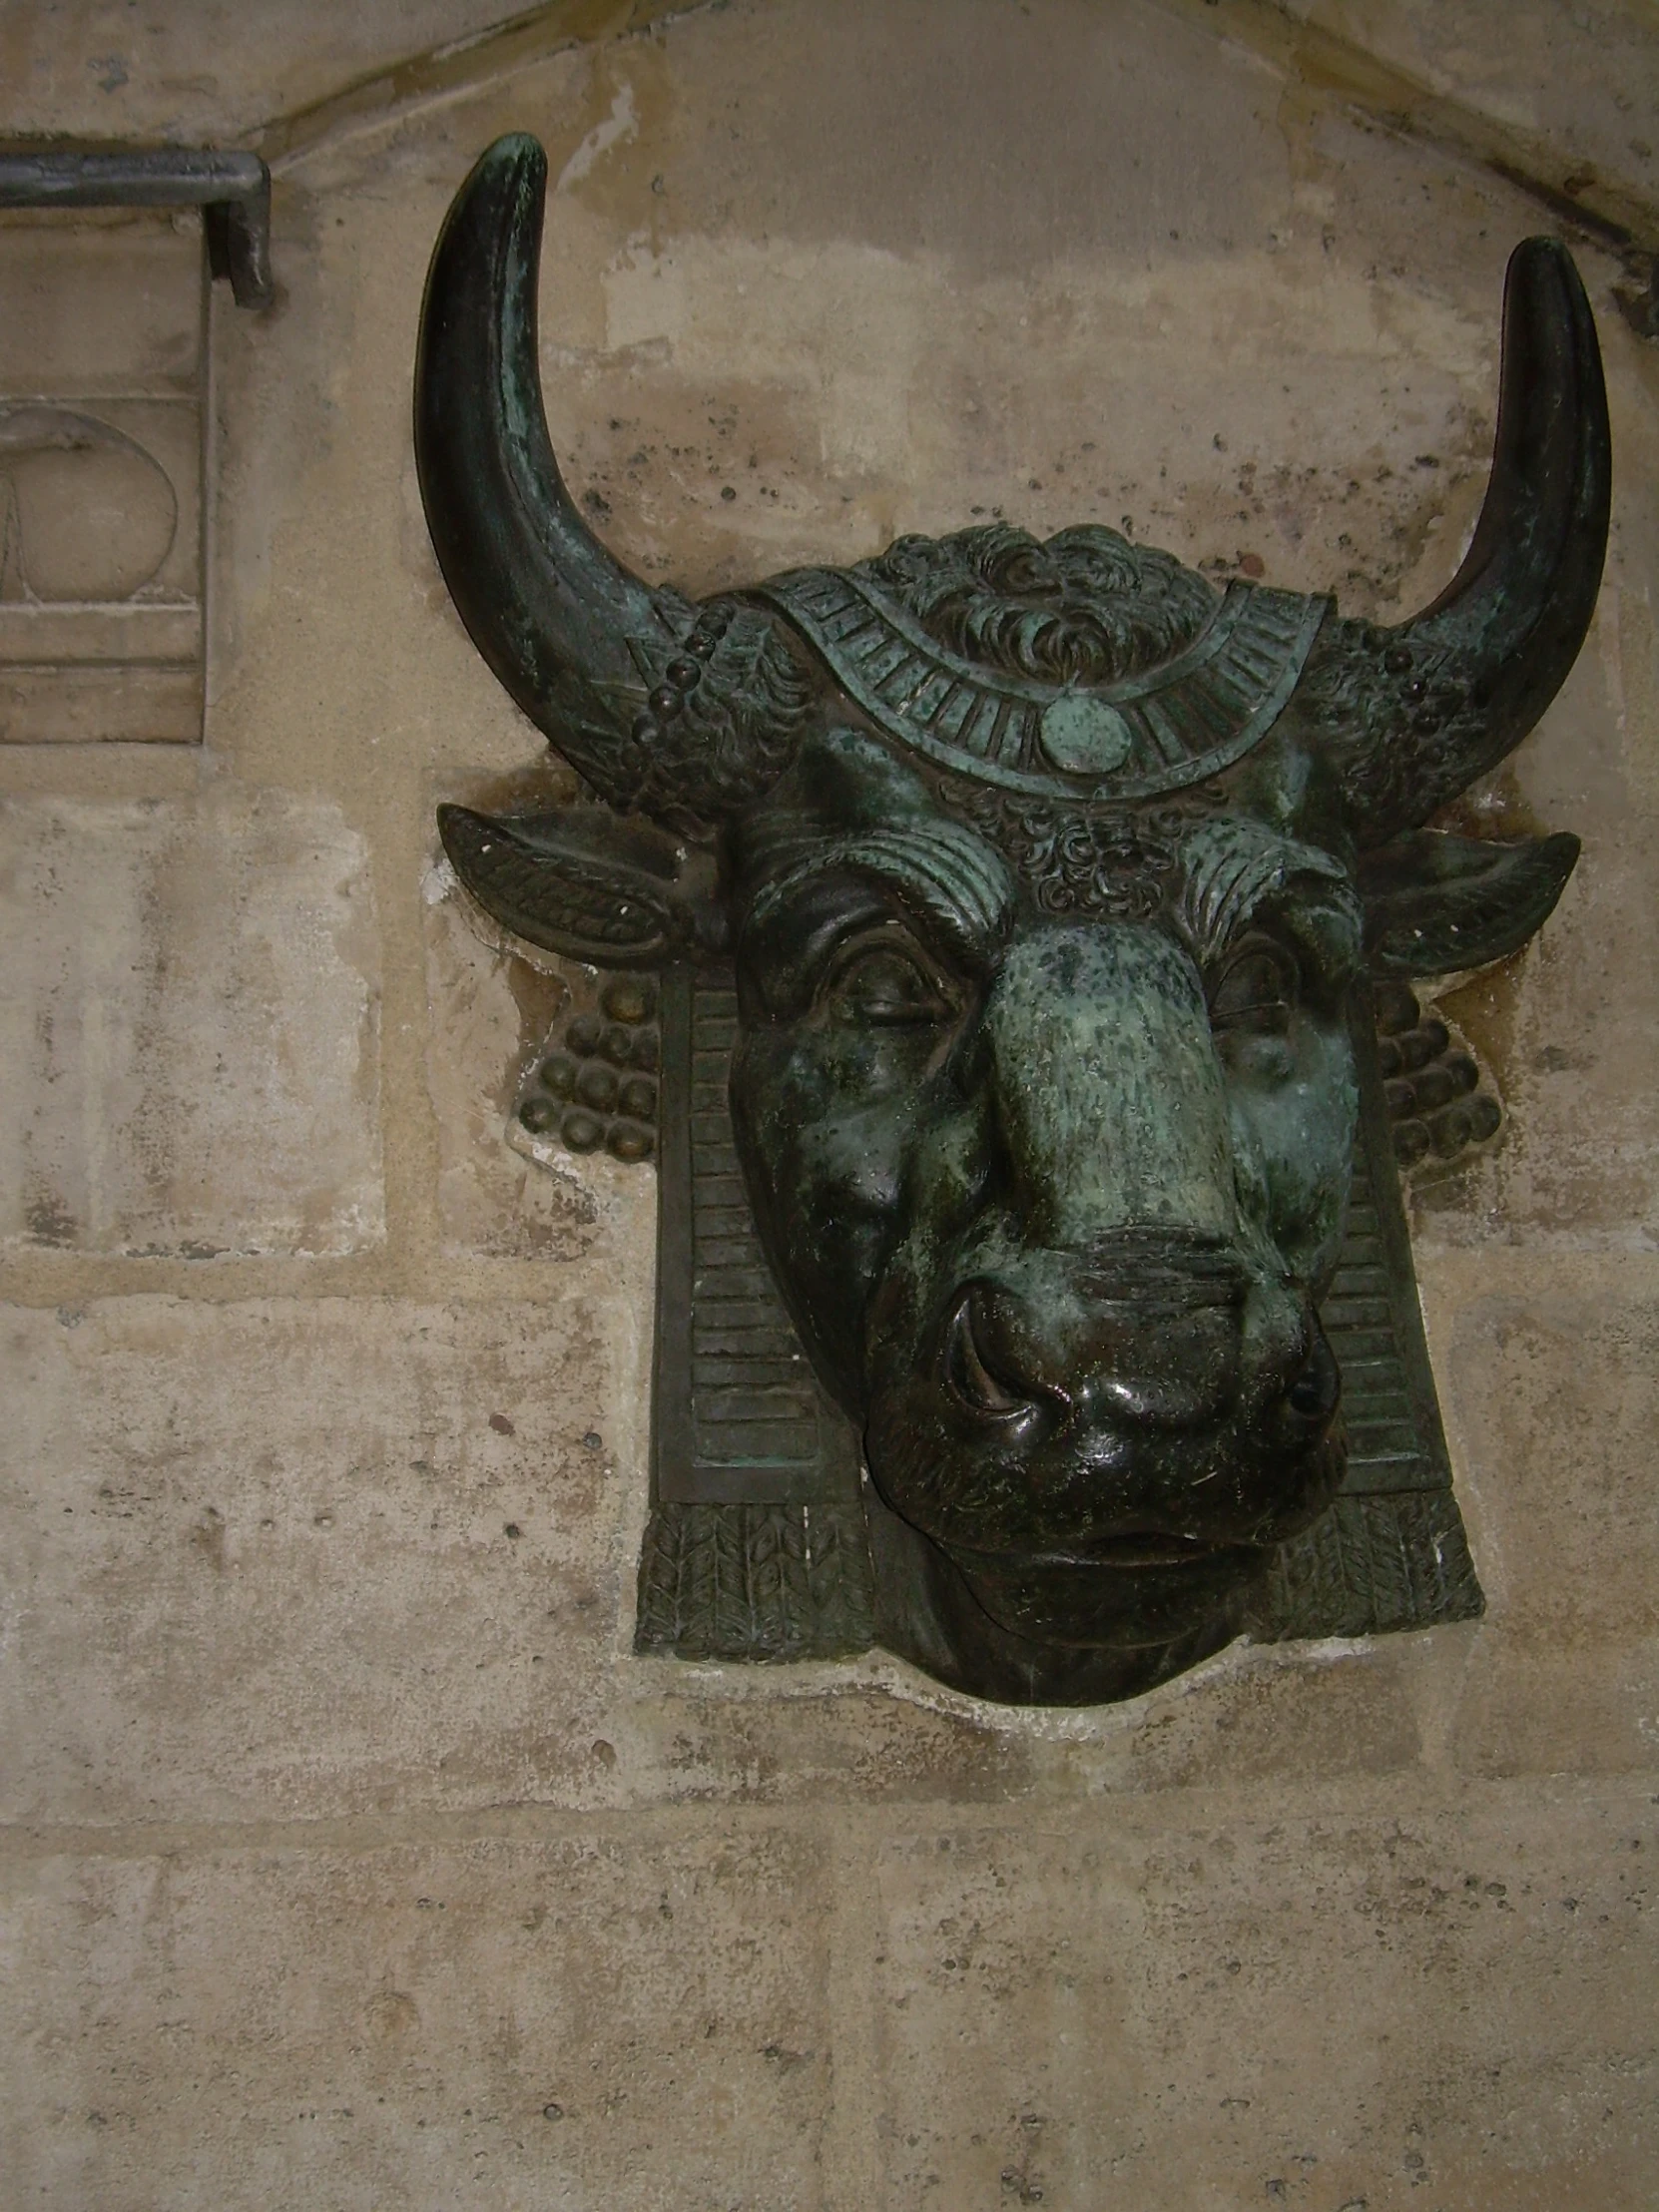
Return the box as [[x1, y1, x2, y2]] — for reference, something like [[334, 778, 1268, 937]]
[[437, 803, 729, 965], [1358, 829, 1580, 977]]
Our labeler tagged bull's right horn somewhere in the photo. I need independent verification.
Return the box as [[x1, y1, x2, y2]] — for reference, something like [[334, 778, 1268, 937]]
[[415, 133, 811, 820]]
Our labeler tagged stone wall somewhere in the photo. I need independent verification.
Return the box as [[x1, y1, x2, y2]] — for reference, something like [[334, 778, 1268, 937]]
[[2, 3, 1655, 2205]]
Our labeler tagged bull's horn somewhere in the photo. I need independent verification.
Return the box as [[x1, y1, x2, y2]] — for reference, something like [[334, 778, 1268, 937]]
[[415, 135, 695, 809], [1305, 239, 1610, 845]]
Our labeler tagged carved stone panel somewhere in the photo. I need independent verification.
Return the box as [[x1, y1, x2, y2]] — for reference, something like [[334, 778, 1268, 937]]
[[0, 209, 205, 743]]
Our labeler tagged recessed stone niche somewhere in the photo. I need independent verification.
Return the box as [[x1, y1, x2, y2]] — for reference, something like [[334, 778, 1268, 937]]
[[0, 206, 205, 743]]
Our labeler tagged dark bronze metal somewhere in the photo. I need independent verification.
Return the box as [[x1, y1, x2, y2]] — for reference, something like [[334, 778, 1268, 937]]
[[0, 147, 273, 306], [517, 970, 661, 1162], [420, 135, 1609, 1704]]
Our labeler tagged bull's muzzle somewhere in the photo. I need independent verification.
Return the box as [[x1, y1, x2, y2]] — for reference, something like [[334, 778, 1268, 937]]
[[920, 1242, 1338, 1537], [908, 1260, 1342, 1647]]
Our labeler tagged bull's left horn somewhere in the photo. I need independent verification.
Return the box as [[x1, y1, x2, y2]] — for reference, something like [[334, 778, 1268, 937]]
[[415, 135, 694, 809], [1300, 238, 1610, 845]]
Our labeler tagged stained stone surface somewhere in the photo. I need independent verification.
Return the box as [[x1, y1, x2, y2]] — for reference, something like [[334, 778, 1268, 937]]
[[1276, 0, 1659, 220], [872, 1789, 1659, 2210], [1436, 1271, 1659, 1642], [0, 794, 382, 1255], [0, 3, 627, 145], [0, 1826, 832, 2212], [0, 0, 1656, 2205], [1423, 1255, 1659, 1780], [0, 1297, 644, 1825]]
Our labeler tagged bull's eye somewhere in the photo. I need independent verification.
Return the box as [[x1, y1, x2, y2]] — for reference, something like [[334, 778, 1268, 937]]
[[824, 932, 955, 1027], [1208, 935, 1300, 1036]]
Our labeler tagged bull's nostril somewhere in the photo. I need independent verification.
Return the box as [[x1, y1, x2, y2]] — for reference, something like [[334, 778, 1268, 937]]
[[1287, 1330, 1341, 1421], [944, 1291, 1028, 1418]]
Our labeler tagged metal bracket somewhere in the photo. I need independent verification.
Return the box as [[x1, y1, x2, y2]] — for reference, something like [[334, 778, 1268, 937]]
[[0, 147, 273, 308]]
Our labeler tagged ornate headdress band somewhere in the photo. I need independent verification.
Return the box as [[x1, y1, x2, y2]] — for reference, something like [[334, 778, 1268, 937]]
[[754, 566, 1330, 803]]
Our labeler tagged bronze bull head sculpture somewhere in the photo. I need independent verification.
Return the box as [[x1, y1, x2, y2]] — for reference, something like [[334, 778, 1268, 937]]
[[418, 136, 1608, 1704]]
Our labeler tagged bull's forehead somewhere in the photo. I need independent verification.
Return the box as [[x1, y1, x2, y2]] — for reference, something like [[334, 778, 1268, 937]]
[[735, 725, 1362, 976]]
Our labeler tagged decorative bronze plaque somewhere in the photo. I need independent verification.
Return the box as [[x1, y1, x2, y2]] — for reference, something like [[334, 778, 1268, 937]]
[[421, 136, 1607, 1704]]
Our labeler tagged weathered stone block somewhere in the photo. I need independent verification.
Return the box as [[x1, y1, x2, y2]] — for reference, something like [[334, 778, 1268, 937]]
[[874, 1788, 1659, 2209], [1, 1825, 830, 2211], [1118, 1642, 1426, 1791], [0, 793, 381, 1255], [0, 1296, 642, 1822], [1435, 1278, 1659, 1647], [1450, 1634, 1659, 1779]]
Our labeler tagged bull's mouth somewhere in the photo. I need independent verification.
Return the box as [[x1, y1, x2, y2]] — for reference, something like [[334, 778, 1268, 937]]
[[1066, 1531, 1252, 1569], [950, 1533, 1257, 1573]]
